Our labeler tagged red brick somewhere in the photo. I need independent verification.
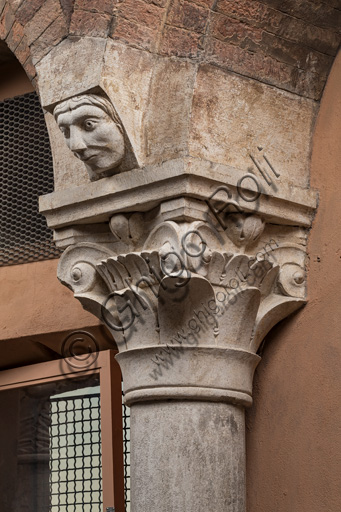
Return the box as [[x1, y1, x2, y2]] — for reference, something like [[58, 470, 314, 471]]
[[215, 0, 340, 55], [209, 10, 333, 77], [15, 36, 30, 65], [261, 31, 333, 77], [60, 0, 74, 24], [5, 20, 25, 52], [119, 0, 164, 28], [74, 0, 116, 15], [167, 0, 209, 34], [0, 0, 7, 16], [258, 0, 341, 32], [0, 4, 15, 40], [25, 0, 63, 46], [30, 15, 68, 64], [23, 55, 37, 81], [189, 0, 216, 7], [70, 10, 111, 37], [161, 25, 201, 58], [204, 37, 323, 99], [210, 12, 263, 45], [9, 0, 25, 14], [147, 0, 168, 7], [15, 0, 45, 24], [111, 16, 159, 52]]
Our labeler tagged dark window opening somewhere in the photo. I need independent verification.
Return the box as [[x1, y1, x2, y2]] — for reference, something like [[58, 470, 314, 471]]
[[0, 92, 61, 266]]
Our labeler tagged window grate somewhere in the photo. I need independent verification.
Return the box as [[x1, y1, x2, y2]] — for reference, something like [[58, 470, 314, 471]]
[[0, 92, 61, 266], [49, 393, 103, 512]]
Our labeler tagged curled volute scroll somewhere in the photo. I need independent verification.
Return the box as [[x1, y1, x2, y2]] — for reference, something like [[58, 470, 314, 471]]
[[53, 93, 138, 180]]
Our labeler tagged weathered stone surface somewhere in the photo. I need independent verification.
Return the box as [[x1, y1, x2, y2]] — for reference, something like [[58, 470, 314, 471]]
[[37, 37, 107, 106], [189, 65, 317, 187], [131, 402, 246, 512], [143, 57, 197, 163], [102, 40, 155, 166], [40, 157, 317, 230]]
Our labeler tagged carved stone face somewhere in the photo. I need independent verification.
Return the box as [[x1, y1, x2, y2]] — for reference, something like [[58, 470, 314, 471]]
[[55, 100, 125, 177]]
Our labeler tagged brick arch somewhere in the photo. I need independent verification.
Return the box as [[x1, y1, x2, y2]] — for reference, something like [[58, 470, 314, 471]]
[[1, 0, 340, 99]]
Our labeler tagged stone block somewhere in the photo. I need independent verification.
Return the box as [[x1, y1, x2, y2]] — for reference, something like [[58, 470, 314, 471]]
[[102, 40, 156, 166], [37, 37, 107, 106], [189, 65, 317, 188], [143, 57, 197, 163]]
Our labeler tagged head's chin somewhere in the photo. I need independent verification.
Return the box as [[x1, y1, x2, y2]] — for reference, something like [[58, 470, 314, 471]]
[[84, 154, 124, 176]]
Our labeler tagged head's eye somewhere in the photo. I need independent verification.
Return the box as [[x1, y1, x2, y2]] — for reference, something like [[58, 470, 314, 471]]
[[59, 126, 70, 138], [84, 119, 97, 131]]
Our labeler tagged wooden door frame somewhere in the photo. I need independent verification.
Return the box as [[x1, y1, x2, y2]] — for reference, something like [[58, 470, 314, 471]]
[[0, 349, 125, 512]]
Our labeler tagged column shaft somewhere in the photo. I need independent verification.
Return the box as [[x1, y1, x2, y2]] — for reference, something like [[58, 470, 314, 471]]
[[130, 401, 246, 512]]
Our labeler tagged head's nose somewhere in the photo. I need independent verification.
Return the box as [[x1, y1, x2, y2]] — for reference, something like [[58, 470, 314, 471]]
[[68, 126, 87, 154]]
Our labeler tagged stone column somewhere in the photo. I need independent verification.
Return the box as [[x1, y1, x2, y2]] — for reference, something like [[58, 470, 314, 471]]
[[57, 209, 308, 512], [35, 33, 317, 512]]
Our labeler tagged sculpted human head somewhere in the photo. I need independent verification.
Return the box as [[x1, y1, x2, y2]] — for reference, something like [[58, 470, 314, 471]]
[[53, 94, 125, 178]]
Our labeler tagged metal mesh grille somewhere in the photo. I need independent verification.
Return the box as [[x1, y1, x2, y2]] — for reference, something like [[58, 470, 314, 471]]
[[122, 399, 131, 511], [49, 392, 103, 512], [0, 92, 61, 266]]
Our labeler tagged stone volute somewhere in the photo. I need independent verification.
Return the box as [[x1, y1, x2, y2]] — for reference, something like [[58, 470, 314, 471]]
[[37, 38, 318, 512]]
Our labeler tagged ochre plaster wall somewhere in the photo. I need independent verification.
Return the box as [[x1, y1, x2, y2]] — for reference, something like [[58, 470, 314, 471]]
[[0, 58, 104, 368], [246, 51, 341, 511], [0, 259, 100, 342]]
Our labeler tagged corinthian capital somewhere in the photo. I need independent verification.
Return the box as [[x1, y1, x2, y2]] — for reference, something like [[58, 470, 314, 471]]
[[57, 210, 307, 407]]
